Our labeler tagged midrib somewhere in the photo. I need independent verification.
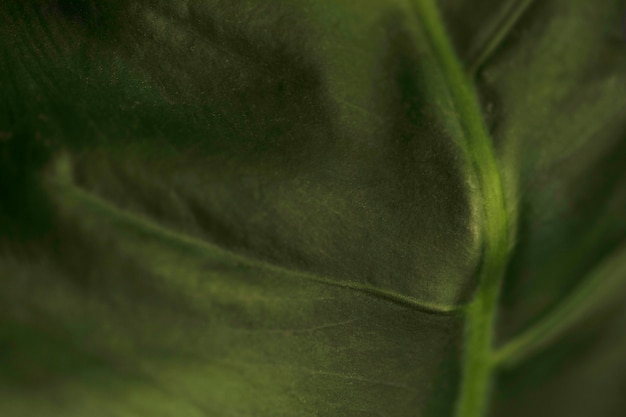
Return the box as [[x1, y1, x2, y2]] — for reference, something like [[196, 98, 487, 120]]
[[410, 1, 512, 417]]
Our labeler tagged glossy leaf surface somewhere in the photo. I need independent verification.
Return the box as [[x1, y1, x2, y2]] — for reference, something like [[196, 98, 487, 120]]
[[1, 1, 625, 416]]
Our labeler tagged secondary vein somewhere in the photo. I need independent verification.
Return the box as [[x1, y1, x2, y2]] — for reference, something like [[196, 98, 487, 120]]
[[467, 0, 536, 76], [494, 242, 626, 367], [46, 154, 463, 316]]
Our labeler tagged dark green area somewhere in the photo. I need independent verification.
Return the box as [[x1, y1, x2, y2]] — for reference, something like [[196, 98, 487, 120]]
[[1, 1, 625, 416]]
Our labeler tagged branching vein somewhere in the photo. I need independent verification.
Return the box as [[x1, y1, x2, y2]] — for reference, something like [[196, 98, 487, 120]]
[[494, 242, 626, 367]]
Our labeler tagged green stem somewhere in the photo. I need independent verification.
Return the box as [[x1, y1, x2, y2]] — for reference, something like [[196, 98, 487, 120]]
[[411, 2, 511, 416]]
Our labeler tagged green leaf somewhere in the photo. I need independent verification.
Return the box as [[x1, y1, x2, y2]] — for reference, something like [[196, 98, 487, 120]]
[[1, 1, 624, 416]]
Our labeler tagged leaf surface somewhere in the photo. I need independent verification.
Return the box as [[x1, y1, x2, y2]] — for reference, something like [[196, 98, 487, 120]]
[[1, 1, 625, 416]]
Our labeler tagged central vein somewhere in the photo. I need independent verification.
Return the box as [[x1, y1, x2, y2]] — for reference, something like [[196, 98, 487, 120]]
[[411, 1, 512, 416]]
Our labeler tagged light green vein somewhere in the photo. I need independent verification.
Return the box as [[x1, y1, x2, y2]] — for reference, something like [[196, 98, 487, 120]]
[[411, 2, 511, 417], [494, 242, 626, 367], [467, 0, 536, 76], [46, 154, 462, 316]]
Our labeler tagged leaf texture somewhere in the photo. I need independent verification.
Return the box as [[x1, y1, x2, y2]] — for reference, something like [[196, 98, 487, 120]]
[[1, 1, 625, 416]]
